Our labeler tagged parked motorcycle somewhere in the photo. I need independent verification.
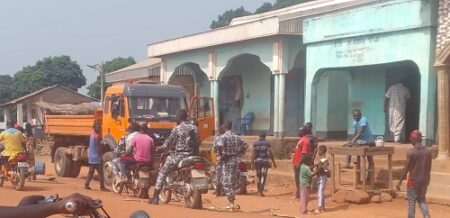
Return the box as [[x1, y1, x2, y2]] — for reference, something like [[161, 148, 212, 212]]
[[107, 137, 153, 198], [0, 152, 30, 191], [158, 152, 209, 209], [206, 156, 249, 195]]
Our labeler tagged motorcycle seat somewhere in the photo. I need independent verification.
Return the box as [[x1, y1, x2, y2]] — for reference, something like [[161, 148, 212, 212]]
[[177, 156, 204, 169], [130, 162, 153, 170]]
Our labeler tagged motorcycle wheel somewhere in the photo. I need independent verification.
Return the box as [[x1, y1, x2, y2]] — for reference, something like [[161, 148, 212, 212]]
[[102, 152, 114, 186], [208, 170, 217, 190], [111, 177, 123, 194], [14, 173, 25, 191], [184, 187, 202, 209], [159, 188, 172, 204]]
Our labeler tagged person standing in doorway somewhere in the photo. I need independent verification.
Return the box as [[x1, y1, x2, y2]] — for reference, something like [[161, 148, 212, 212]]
[[251, 132, 277, 197], [292, 127, 311, 199], [385, 78, 411, 143], [85, 122, 108, 191], [396, 130, 432, 218]]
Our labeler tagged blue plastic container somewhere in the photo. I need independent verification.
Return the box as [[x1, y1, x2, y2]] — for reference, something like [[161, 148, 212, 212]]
[[34, 161, 46, 175]]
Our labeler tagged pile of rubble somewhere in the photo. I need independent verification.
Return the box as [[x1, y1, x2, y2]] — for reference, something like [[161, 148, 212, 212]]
[[332, 189, 395, 204]]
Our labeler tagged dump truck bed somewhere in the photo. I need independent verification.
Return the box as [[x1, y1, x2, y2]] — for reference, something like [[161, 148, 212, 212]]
[[44, 114, 95, 136]]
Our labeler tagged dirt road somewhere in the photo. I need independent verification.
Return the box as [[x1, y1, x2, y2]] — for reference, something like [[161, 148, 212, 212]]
[[1, 158, 449, 218]]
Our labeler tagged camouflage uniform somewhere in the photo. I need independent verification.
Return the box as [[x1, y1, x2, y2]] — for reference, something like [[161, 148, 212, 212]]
[[155, 121, 200, 190], [213, 130, 246, 202]]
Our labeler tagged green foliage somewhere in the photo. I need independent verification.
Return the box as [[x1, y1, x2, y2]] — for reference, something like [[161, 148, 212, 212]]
[[11, 55, 86, 98], [212, 0, 313, 28], [87, 57, 136, 99], [210, 6, 252, 29], [0, 75, 13, 104], [255, 2, 274, 14]]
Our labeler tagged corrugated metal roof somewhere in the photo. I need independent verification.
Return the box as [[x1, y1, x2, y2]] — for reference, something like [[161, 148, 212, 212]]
[[105, 58, 161, 83], [0, 85, 98, 107], [147, 0, 379, 57]]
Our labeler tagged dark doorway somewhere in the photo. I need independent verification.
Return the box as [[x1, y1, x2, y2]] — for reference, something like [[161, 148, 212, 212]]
[[284, 68, 305, 136], [385, 62, 421, 142], [219, 75, 242, 131]]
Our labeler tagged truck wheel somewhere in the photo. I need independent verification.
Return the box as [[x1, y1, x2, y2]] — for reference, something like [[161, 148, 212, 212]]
[[70, 161, 82, 178], [103, 151, 114, 186], [54, 147, 73, 177]]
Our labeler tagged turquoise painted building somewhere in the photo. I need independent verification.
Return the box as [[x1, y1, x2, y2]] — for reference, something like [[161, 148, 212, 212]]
[[303, 0, 438, 143], [146, 0, 439, 142]]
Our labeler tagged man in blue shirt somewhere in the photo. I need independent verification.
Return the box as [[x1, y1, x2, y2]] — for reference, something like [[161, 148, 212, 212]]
[[84, 122, 108, 191], [345, 109, 375, 181], [251, 132, 276, 197]]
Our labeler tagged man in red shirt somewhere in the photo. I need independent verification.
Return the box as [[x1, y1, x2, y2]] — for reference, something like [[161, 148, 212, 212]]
[[292, 127, 311, 199]]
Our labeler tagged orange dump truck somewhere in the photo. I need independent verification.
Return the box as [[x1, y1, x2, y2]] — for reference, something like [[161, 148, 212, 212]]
[[44, 83, 214, 185]]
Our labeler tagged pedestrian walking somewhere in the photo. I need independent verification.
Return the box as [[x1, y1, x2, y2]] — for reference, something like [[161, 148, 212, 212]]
[[299, 154, 316, 214], [396, 130, 432, 218], [385, 78, 410, 143], [313, 145, 330, 213], [213, 120, 246, 209], [292, 127, 311, 199], [84, 122, 108, 191], [251, 132, 277, 197]]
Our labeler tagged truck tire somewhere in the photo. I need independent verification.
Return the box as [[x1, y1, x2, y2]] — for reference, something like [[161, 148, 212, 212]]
[[70, 161, 82, 178], [103, 151, 114, 186], [54, 147, 73, 177]]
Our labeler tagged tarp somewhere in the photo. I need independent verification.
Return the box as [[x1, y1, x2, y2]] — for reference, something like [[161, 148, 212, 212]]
[[36, 101, 100, 115]]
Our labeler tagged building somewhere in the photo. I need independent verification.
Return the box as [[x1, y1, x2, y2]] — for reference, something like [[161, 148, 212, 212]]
[[146, 0, 439, 142], [105, 58, 161, 86], [0, 85, 97, 126]]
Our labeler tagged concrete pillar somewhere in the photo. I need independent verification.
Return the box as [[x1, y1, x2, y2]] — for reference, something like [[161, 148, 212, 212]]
[[3, 107, 10, 123], [26, 101, 32, 123], [279, 72, 286, 137], [437, 65, 450, 159], [273, 74, 279, 136], [16, 103, 23, 125], [211, 80, 220, 135]]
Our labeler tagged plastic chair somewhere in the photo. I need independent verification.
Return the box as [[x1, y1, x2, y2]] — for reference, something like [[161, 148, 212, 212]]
[[237, 112, 255, 135]]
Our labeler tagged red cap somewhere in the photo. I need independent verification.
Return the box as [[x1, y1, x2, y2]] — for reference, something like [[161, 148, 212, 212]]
[[410, 130, 422, 140]]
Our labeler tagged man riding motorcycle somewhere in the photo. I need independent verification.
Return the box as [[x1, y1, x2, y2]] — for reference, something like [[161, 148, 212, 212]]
[[118, 122, 154, 183], [0, 120, 25, 178], [149, 109, 200, 205]]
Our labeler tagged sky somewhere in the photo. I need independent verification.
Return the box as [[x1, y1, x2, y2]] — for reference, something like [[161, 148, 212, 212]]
[[0, 0, 271, 93]]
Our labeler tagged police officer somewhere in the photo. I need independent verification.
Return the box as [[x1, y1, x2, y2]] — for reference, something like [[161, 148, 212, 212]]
[[149, 109, 200, 205], [213, 120, 246, 208], [212, 123, 226, 196]]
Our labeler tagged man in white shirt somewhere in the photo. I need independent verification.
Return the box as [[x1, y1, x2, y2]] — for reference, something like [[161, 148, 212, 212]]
[[385, 78, 411, 143]]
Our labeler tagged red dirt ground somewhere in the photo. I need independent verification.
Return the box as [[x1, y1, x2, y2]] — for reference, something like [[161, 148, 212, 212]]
[[1, 156, 449, 218]]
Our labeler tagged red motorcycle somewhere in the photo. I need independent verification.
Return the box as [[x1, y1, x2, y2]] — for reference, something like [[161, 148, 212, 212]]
[[0, 152, 30, 191]]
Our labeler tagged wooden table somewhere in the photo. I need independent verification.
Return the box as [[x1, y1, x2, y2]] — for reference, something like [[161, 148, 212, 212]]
[[329, 146, 394, 192]]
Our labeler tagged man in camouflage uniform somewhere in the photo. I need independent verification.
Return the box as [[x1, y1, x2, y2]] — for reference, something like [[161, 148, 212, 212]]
[[149, 109, 200, 205], [213, 120, 246, 207]]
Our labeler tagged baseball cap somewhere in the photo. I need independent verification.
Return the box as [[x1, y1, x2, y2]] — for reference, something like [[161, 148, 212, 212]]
[[410, 130, 423, 140]]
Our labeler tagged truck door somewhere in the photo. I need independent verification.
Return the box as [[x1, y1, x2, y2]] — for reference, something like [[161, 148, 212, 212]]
[[190, 97, 215, 141], [107, 94, 127, 142]]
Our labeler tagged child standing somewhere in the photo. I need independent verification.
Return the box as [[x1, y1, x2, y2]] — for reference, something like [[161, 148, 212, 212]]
[[299, 154, 316, 214], [314, 145, 330, 213]]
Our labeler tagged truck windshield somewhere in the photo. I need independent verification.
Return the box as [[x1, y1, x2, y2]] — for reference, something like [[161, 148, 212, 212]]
[[128, 97, 186, 120]]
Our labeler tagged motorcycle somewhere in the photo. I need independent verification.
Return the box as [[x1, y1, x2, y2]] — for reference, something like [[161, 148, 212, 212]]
[[158, 152, 209, 209], [108, 137, 153, 198], [206, 156, 249, 195], [0, 152, 30, 191], [39, 194, 150, 218]]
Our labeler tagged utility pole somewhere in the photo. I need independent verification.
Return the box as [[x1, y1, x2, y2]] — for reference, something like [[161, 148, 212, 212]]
[[87, 62, 104, 104]]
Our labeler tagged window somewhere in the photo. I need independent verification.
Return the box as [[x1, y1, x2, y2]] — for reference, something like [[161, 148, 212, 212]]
[[128, 97, 186, 121], [104, 97, 111, 114]]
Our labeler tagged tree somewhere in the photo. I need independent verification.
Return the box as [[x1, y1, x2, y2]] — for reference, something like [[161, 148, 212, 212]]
[[0, 75, 13, 104], [87, 57, 136, 99], [210, 6, 252, 29], [255, 2, 274, 14], [11, 56, 86, 98], [212, 0, 314, 27]]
